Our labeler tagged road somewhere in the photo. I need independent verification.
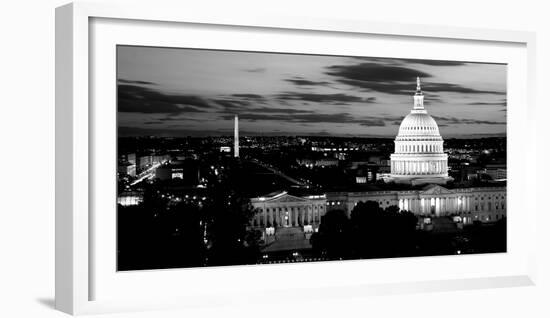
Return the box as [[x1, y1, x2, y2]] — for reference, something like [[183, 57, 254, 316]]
[[250, 158, 307, 186], [130, 161, 167, 186]]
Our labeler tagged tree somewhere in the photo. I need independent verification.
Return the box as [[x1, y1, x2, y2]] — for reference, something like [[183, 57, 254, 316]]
[[350, 201, 418, 258], [202, 160, 262, 266], [310, 209, 352, 259], [117, 200, 207, 270]]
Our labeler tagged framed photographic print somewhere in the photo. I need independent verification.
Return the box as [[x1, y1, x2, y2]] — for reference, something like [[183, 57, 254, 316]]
[[56, 2, 537, 315]]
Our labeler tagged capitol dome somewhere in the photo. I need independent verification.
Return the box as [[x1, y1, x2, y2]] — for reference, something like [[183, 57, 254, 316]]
[[397, 112, 440, 137], [388, 78, 453, 186]]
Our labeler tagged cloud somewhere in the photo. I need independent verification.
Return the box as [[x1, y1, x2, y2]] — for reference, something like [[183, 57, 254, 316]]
[[402, 59, 467, 66], [326, 62, 431, 84], [285, 77, 331, 86], [231, 94, 266, 101], [350, 57, 467, 67], [244, 67, 266, 73], [276, 92, 373, 104], [213, 99, 250, 110], [118, 84, 212, 114], [213, 97, 318, 115], [426, 83, 505, 95], [359, 119, 387, 127], [245, 107, 314, 114], [431, 115, 505, 125], [325, 62, 504, 95], [157, 116, 210, 122], [324, 62, 430, 94], [117, 79, 156, 85], [220, 112, 399, 127], [468, 101, 507, 106]]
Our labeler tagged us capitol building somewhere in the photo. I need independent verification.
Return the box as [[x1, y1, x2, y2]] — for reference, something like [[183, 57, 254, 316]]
[[387, 78, 453, 185], [249, 78, 506, 252]]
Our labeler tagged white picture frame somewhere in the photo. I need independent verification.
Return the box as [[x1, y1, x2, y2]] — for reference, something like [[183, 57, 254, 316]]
[[55, 2, 537, 315]]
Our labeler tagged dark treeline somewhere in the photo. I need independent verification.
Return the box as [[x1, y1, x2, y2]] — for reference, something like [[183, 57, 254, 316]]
[[311, 201, 506, 260], [118, 160, 263, 270], [310, 201, 418, 260]]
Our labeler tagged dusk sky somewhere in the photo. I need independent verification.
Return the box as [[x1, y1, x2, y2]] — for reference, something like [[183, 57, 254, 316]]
[[117, 45, 506, 138]]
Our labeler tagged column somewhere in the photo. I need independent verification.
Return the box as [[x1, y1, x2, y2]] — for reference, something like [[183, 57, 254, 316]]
[[294, 208, 298, 226], [263, 209, 267, 227]]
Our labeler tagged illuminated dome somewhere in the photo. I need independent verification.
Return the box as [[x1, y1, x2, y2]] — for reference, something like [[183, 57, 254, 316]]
[[387, 78, 453, 186], [398, 113, 440, 137]]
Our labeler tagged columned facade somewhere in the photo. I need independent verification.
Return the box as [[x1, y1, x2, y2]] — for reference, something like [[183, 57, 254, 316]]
[[326, 185, 506, 224], [249, 192, 326, 229]]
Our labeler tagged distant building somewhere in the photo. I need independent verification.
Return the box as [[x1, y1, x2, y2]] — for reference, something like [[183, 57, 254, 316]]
[[117, 191, 143, 206], [250, 192, 327, 229], [248, 184, 506, 256], [121, 153, 136, 165], [152, 154, 170, 165], [325, 184, 506, 224], [118, 161, 136, 177], [137, 154, 152, 171], [219, 146, 231, 153], [155, 160, 200, 185], [483, 164, 507, 180], [355, 176, 367, 184], [296, 158, 338, 168]]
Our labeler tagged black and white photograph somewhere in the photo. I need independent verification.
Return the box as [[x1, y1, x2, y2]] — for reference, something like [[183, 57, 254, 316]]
[[116, 45, 507, 271]]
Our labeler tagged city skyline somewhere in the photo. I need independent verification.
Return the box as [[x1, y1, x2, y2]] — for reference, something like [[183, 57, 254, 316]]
[[118, 45, 507, 138]]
